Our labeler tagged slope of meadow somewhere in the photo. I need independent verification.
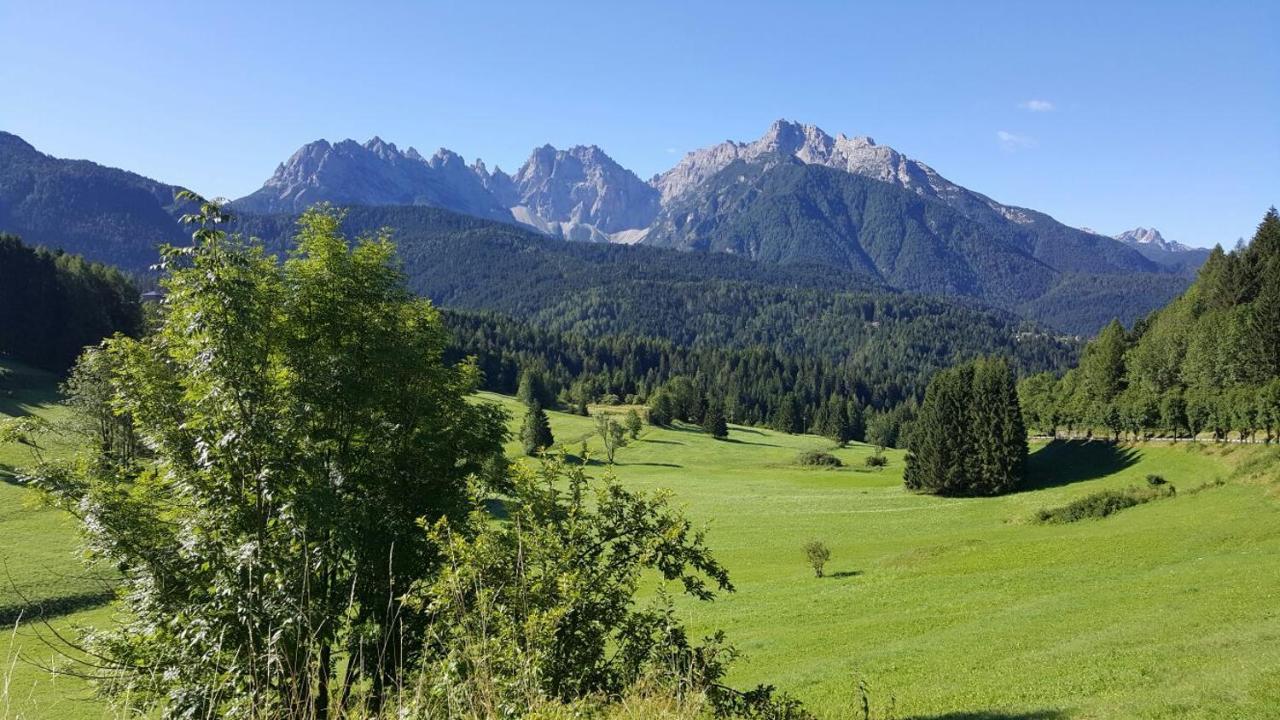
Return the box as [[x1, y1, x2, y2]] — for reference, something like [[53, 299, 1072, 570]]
[[2, 379, 1277, 719], [488, 394, 1280, 719]]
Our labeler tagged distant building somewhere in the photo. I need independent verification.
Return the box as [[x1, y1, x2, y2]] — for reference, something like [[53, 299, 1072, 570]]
[[141, 290, 165, 303]]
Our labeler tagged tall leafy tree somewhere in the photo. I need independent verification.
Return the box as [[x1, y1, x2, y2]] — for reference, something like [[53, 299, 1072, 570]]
[[31, 198, 507, 718]]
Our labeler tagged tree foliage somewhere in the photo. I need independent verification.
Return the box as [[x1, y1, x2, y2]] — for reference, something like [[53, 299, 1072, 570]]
[[1019, 208, 1280, 443], [904, 358, 1026, 496], [29, 199, 507, 718], [411, 457, 734, 706]]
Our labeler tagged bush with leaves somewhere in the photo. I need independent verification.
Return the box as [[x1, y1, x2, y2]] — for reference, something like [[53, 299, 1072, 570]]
[[624, 408, 644, 439], [410, 456, 735, 709], [796, 451, 842, 468], [803, 541, 831, 578]]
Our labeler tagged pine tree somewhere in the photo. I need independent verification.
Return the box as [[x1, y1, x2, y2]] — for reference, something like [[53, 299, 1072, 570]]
[[905, 359, 1026, 496], [520, 402, 554, 456], [702, 401, 728, 439], [517, 368, 555, 409]]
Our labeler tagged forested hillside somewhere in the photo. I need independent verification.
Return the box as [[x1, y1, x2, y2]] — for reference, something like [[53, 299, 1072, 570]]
[[1021, 208, 1280, 441], [0, 233, 143, 370], [644, 157, 1188, 333], [229, 206, 1077, 423], [0, 132, 188, 268]]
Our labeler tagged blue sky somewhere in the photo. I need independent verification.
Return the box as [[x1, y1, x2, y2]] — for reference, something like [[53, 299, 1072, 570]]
[[2, 0, 1276, 247]]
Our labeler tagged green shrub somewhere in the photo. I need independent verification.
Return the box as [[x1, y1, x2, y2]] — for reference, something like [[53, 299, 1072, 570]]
[[1146, 473, 1167, 486], [864, 454, 888, 468], [1036, 484, 1175, 523], [803, 540, 831, 578], [797, 450, 842, 468]]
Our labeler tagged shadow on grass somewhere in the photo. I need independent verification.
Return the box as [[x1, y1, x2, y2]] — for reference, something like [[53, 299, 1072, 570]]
[[640, 439, 684, 446], [621, 462, 682, 468], [826, 570, 862, 579], [906, 707, 1064, 712], [0, 368, 62, 418], [483, 497, 509, 520], [722, 437, 781, 448], [1022, 439, 1141, 491], [0, 590, 116, 626]]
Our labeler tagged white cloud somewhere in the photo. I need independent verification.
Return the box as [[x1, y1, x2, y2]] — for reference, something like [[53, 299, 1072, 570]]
[[1019, 99, 1055, 112], [996, 130, 1038, 152]]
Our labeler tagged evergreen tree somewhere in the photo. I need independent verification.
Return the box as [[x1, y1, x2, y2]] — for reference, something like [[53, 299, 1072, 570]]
[[517, 368, 555, 409], [817, 395, 853, 444], [520, 402, 555, 456], [702, 401, 729, 439], [904, 364, 975, 494], [969, 358, 1027, 495], [905, 358, 1026, 496]]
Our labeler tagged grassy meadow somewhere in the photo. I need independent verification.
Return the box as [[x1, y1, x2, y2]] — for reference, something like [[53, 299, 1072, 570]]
[[2, 369, 1278, 718], [490, 394, 1280, 719]]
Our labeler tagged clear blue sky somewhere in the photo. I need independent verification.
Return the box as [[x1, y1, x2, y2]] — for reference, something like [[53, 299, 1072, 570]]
[[2, 0, 1276, 247]]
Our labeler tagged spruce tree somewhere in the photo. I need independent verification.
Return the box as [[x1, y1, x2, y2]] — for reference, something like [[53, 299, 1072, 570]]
[[905, 359, 1026, 496], [702, 401, 728, 439], [520, 402, 554, 456]]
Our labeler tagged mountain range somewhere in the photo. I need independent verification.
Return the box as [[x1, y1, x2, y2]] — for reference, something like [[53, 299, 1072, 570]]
[[0, 122, 1209, 334]]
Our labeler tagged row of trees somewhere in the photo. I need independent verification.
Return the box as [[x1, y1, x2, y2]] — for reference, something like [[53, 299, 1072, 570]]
[[0, 233, 143, 370], [1019, 209, 1280, 442]]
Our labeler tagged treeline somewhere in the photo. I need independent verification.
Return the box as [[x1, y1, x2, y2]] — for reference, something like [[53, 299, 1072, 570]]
[[443, 307, 1056, 444], [1019, 208, 1280, 442], [0, 233, 143, 371]]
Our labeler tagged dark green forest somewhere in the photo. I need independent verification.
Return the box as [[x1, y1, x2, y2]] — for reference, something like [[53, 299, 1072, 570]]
[[0, 233, 143, 370]]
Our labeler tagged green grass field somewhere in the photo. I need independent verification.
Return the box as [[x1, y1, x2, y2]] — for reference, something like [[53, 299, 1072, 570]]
[[3, 371, 1278, 718], [490, 394, 1280, 719]]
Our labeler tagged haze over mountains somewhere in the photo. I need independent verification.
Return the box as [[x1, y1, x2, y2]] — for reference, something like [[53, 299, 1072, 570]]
[[0, 122, 1210, 335]]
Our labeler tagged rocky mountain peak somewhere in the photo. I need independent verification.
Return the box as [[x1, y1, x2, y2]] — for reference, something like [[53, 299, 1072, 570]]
[[1115, 227, 1193, 253], [503, 142, 660, 236]]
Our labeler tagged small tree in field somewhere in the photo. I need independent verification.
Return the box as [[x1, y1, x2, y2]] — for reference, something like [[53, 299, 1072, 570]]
[[623, 408, 643, 439], [520, 402, 554, 456], [595, 414, 627, 464], [702, 401, 728, 439], [803, 540, 831, 578]]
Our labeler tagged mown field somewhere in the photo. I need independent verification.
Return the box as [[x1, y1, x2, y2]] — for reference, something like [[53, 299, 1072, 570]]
[[3, 366, 1278, 719]]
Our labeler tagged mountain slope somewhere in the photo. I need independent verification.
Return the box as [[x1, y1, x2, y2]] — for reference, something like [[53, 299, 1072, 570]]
[[0, 131, 188, 268], [644, 156, 1060, 307], [652, 119, 1159, 276], [230, 204, 1076, 409]]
